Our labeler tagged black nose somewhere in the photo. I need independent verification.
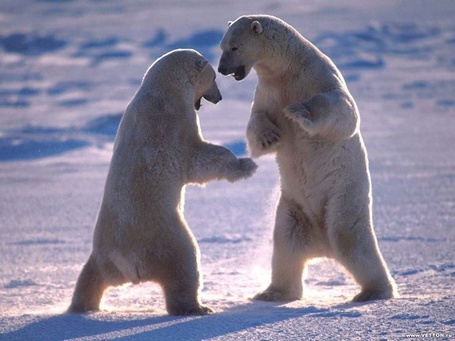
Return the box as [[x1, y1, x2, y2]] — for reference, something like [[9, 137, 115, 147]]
[[218, 66, 228, 75], [203, 92, 222, 104]]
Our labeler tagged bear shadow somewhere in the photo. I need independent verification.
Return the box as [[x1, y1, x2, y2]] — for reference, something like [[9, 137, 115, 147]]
[[2, 302, 334, 341]]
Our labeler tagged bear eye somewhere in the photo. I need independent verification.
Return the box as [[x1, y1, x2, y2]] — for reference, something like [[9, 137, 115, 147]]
[[231, 47, 238, 52]]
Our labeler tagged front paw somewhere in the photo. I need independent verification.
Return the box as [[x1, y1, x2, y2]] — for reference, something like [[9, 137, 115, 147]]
[[247, 126, 281, 158], [239, 158, 258, 178], [259, 129, 281, 149], [283, 103, 316, 132], [226, 158, 258, 182]]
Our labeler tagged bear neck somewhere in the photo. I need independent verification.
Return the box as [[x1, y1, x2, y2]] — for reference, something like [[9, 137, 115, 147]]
[[140, 72, 197, 113], [254, 28, 318, 80]]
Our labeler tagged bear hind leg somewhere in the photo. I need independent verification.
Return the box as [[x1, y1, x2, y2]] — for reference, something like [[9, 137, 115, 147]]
[[254, 198, 308, 302], [352, 284, 396, 302], [163, 281, 213, 316], [253, 254, 306, 302], [159, 228, 213, 316], [68, 255, 108, 313], [162, 266, 213, 315], [329, 219, 397, 302]]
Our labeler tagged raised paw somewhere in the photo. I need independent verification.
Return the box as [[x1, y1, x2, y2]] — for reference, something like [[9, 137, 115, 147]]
[[283, 102, 316, 131], [226, 158, 258, 182], [247, 126, 281, 158], [258, 129, 280, 150], [238, 158, 258, 177]]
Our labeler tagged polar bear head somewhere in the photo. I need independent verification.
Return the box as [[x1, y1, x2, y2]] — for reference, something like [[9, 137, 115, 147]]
[[191, 53, 222, 110], [218, 16, 265, 81], [144, 49, 222, 110], [218, 15, 295, 81]]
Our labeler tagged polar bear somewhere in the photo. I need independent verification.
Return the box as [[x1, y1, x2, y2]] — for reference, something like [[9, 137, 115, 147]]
[[218, 15, 397, 302], [68, 49, 258, 315]]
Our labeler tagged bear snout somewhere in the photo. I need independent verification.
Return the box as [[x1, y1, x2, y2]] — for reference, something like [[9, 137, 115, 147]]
[[218, 54, 231, 75], [218, 64, 246, 81], [203, 90, 222, 104], [218, 66, 229, 75]]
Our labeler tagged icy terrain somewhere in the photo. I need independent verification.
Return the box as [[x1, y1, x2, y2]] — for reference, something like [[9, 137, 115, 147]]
[[0, 0, 454, 340]]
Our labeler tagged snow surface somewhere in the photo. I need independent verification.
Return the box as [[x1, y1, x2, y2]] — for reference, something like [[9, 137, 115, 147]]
[[0, 0, 454, 340]]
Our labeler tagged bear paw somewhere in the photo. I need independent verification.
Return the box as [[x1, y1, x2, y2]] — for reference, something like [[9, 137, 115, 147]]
[[258, 129, 281, 150], [253, 288, 301, 302], [226, 158, 258, 182], [168, 304, 214, 316], [239, 157, 259, 176], [352, 287, 395, 302], [283, 102, 316, 134], [247, 126, 281, 158]]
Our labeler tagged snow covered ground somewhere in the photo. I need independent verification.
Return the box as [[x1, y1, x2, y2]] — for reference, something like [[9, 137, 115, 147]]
[[0, 0, 454, 339]]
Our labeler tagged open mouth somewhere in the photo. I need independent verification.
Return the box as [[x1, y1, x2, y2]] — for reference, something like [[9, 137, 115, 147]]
[[231, 65, 246, 81], [195, 98, 202, 110], [195, 92, 222, 110]]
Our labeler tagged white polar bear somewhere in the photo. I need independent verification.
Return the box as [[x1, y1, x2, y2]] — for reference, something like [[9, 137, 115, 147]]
[[218, 15, 398, 302], [68, 49, 257, 315]]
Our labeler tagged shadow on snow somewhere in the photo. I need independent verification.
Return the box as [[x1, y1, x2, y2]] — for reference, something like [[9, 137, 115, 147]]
[[2, 302, 347, 341]]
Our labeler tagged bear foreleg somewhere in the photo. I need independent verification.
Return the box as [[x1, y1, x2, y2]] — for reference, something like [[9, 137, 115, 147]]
[[246, 112, 281, 158], [189, 143, 257, 184], [284, 88, 359, 141]]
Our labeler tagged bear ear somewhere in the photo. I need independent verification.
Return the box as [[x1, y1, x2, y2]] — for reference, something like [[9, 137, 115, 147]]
[[195, 59, 208, 72], [251, 21, 263, 34], [228, 20, 233, 27]]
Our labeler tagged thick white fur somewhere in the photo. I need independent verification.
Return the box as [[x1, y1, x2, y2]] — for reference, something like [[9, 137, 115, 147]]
[[68, 49, 257, 315], [219, 15, 397, 302]]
